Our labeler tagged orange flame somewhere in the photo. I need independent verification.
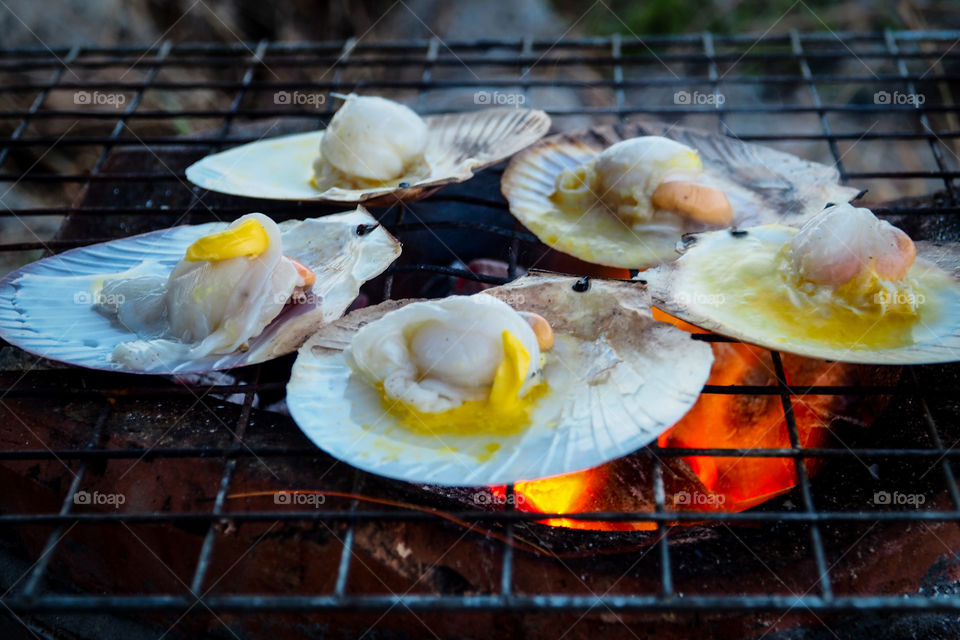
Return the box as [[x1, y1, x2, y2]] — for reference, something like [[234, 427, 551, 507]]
[[492, 466, 657, 531], [487, 307, 831, 530]]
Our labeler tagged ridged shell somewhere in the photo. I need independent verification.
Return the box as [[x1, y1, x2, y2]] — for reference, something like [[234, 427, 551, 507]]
[[186, 107, 551, 205], [500, 121, 861, 269], [646, 225, 960, 364], [0, 208, 401, 374], [286, 274, 714, 486]]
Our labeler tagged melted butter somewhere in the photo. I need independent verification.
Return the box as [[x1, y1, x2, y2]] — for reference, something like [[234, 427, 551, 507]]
[[688, 231, 956, 351], [477, 442, 501, 463], [488, 330, 531, 409], [376, 330, 549, 438], [377, 380, 549, 438], [185, 219, 269, 262]]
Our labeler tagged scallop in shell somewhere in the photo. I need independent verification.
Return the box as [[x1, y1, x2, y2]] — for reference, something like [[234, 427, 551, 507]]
[[645, 207, 960, 364], [187, 95, 551, 205], [501, 121, 860, 269], [286, 273, 714, 486], [0, 207, 401, 374]]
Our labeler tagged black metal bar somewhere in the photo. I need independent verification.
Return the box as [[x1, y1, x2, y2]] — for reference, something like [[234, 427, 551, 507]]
[[9, 102, 960, 120], [416, 37, 439, 113], [323, 37, 354, 127], [885, 29, 958, 203], [3, 592, 960, 615], [2, 509, 960, 526], [0, 46, 80, 176], [910, 369, 960, 510], [702, 31, 728, 136], [791, 30, 846, 183], [8, 128, 960, 149], [333, 469, 362, 598], [0, 444, 959, 462], [611, 33, 627, 125], [6, 592, 960, 615], [88, 41, 171, 178], [5, 199, 960, 221], [1, 30, 960, 59], [13, 166, 957, 183], [652, 458, 674, 597], [381, 203, 405, 300], [18, 406, 109, 599], [771, 351, 833, 601], [501, 484, 516, 598], [6, 47, 960, 73]]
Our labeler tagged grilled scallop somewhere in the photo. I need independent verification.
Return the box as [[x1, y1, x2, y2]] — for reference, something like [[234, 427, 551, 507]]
[[287, 273, 714, 486], [501, 121, 860, 269], [646, 204, 960, 364], [0, 208, 401, 373], [187, 94, 551, 205]]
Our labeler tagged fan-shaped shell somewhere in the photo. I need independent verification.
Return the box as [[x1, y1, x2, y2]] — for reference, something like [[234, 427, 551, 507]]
[[501, 121, 861, 269], [286, 274, 714, 486], [0, 208, 401, 374], [646, 225, 960, 364], [187, 107, 551, 205]]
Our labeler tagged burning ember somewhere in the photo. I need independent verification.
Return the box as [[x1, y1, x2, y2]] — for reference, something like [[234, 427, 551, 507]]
[[486, 308, 887, 531], [489, 466, 636, 531]]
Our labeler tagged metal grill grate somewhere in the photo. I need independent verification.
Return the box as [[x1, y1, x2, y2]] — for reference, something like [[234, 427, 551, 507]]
[[1, 31, 960, 633]]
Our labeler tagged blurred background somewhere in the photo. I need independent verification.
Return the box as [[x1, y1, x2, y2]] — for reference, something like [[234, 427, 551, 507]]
[[1, 0, 958, 274], [1, 0, 955, 46]]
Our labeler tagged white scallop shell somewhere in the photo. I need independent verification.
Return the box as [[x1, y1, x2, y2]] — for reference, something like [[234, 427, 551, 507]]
[[646, 225, 960, 364], [501, 121, 861, 269], [0, 208, 401, 374], [286, 274, 714, 486], [186, 108, 551, 205]]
